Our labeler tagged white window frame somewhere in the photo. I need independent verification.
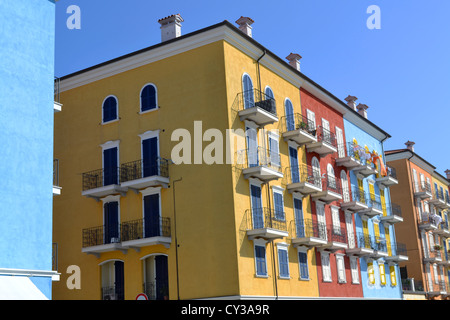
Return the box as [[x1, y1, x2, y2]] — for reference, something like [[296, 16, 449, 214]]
[[101, 95, 119, 125], [350, 256, 360, 284], [336, 253, 346, 284], [267, 130, 281, 168], [321, 251, 332, 282], [139, 83, 159, 114], [254, 239, 268, 278], [297, 247, 310, 281], [272, 185, 285, 221]]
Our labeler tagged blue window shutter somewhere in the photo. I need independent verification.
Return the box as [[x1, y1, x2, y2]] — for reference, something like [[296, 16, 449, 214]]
[[294, 198, 304, 237], [299, 252, 309, 279], [104, 201, 119, 243], [103, 147, 118, 185], [103, 96, 117, 122], [142, 137, 158, 177], [278, 249, 289, 277], [255, 245, 267, 276], [274, 192, 284, 220], [144, 193, 160, 237], [289, 147, 299, 183]]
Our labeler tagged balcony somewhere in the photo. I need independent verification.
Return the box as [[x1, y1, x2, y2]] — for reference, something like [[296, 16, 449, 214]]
[[423, 250, 442, 263], [335, 142, 364, 169], [281, 113, 317, 146], [340, 186, 368, 212], [419, 212, 439, 231], [289, 219, 327, 249], [352, 158, 378, 179], [346, 233, 375, 257], [435, 221, 450, 238], [81, 167, 128, 200], [402, 278, 425, 293], [385, 242, 409, 263], [121, 218, 171, 250], [414, 182, 432, 199], [102, 285, 124, 300], [53, 159, 61, 196], [375, 165, 398, 188], [428, 281, 447, 296], [82, 217, 171, 257], [368, 235, 389, 259], [81, 225, 127, 257], [54, 77, 62, 112], [320, 225, 348, 252], [246, 207, 288, 241], [445, 195, 450, 209], [285, 165, 322, 195], [429, 189, 446, 209], [234, 89, 278, 127], [143, 281, 169, 300], [120, 158, 170, 191], [306, 126, 337, 157], [380, 203, 403, 225], [358, 194, 383, 219], [311, 175, 342, 204], [238, 147, 283, 182]]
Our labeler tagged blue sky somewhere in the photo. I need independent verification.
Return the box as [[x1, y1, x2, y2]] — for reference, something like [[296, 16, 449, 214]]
[[55, 0, 450, 176]]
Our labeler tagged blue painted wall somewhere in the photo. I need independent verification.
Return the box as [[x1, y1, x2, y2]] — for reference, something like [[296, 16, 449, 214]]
[[343, 118, 403, 299], [0, 0, 56, 299]]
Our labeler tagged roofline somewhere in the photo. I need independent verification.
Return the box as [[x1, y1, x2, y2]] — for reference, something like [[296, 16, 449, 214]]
[[59, 19, 391, 139], [385, 149, 436, 171]]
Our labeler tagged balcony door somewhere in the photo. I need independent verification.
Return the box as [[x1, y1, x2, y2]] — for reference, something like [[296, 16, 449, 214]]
[[312, 157, 321, 188], [242, 74, 254, 109], [316, 201, 327, 240], [103, 147, 118, 185], [294, 197, 304, 238], [306, 109, 316, 132], [340, 170, 350, 202], [104, 201, 119, 244], [143, 137, 158, 177], [285, 99, 295, 131], [144, 193, 161, 238], [251, 184, 263, 229], [335, 127, 345, 158], [289, 146, 299, 183], [246, 127, 258, 167]]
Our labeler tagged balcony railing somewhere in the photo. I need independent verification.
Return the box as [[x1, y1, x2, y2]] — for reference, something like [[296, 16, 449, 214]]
[[281, 113, 317, 136], [120, 158, 169, 183], [327, 225, 347, 244], [365, 193, 383, 211], [82, 225, 118, 248], [233, 89, 278, 125], [238, 147, 283, 181], [402, 278, 424, 292], [285, 164, 322, 189], [82, 167, 119, 191], [246, 207, 287, 231], [102, 285, 124, 300], [414, 182, 432, 198], [419, 212, 440, 230], [316, 126, 337, 148], [290, 218, 327, 240], [143, 281, 169, 300], [387, 242, 408, 257], [52, 243, 58, 271], [54, 77, 61, 103], [121, 217, 171, 241], [385, 166, 397, 180]]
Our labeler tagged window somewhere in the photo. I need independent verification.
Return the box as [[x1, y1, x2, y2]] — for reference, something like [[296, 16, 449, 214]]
[[289, 145, 300, 183], [277, 246, 289, 279], [379, 263, 386, 286], [101, 141, 119, 186], [350, 257, 359, 284], [141, 187, 162, 238], [268, 132, 280, 167], [336, 254, 346, 283], [327, 164, 336, 189], [389, 266, 397, 286], [264, 86, 274, 100], [102, 95, 118, 123], [341, 170, 350, 202], [331, 206, 341, 234], [285, 98, 295, 131], [321, 252, 332, 282], [255, 244, 267, 277], [101, 260, 124, 300], [368, 262, 375, 285], [298, 250, 309, 280], [103, 199, 119, 244], [312, 156, 321, 187], [140, 84, 157, 112], [143, 255, 169, 300]]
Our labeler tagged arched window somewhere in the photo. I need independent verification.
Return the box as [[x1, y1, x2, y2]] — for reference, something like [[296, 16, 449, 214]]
[[327, 164, 336, 188], [285, 98, 295, 131], [265, 86, 274, 100], [312, 157, 321, 187], [102, 96, 118, 123], [340, 170, 350, 202], [242, 74, 254, 109], [140, 84, 157, 112]]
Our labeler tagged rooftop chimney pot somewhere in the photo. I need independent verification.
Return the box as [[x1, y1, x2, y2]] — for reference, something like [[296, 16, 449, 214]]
[[158, 14, 184, 42], [345, 95, 358, 111], [405, 140, 415, 152], [235, 16, 254, 37], [445, 169, 450, 180], [286, 53, 302, 71], [356, 103, 369, 119]]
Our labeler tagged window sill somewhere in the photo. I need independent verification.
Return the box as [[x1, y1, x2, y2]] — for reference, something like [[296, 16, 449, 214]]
[[299, 277, 310, 281], [278, 276, 290, 280], [139, 107, 159, 115], [101, 119, 119, 125], [255, 274, 269, 279]]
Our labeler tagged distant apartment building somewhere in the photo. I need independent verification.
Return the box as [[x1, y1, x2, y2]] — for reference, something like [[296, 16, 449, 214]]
[[0, 0, 59, 299], [386, 142, 450, 300]]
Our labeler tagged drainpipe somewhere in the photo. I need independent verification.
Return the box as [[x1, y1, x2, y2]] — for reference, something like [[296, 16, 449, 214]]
[[172, 177, 182, 300], [266, 181, 278, 299], [256, 49, 267, 93]]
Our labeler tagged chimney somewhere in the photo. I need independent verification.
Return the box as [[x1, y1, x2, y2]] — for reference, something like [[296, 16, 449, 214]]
[[356, 103, 369, 119], [445, 169, 450, 180], [345, 95, 358, 111], [235, 16, 254, 37], [158, 14, 184, 42], [405, 140, 415, 152], [286, 53, 302, 72]]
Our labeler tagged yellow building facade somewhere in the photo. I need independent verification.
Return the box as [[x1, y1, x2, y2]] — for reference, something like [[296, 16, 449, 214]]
[[53, 19, 321, 300]]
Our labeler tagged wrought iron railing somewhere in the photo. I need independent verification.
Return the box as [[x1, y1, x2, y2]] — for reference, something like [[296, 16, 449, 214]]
[[386, 202, 402, 218], [280, 113, 316, 136], [82, 225, 119, 248], [143, 281, 169, 300], [102, 285, 124, 300], [237, 147, 282, 173], [327, 224, 347, 244], [322, 174, 342, 195], [385, 166, 397, 180], [414, 182, 432, 194], [402, 278, 424, 292], [420, 212, 440, 227], [53, 159, 60, 187], [233, 89, 277, 116], [52, 242, 58, 271], [365, 193, 383, 212], [290, 218, 327, 240], [121, 217, 171, 241], [387, 242, 407, 256], [350, 186, 366, 204], [120, 158, 169, 183], [316, 125, 337, 148], [82, 167, 119, 191], [54, 76, 61, 103], [246, 207, 287, 231], [285, 164, 321, 187]]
